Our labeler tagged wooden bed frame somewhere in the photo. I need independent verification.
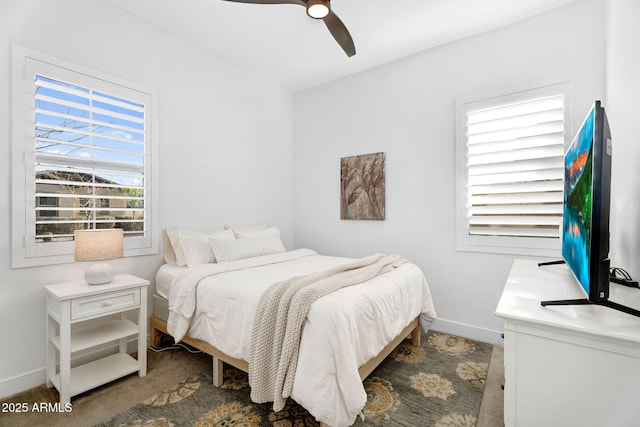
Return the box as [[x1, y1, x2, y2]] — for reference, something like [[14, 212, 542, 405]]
[[150, 315, 421, 427]]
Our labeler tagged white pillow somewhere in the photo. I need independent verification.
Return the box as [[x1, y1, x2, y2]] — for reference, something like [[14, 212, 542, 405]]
[[210, 235, 285, 263], [225, 224, 268, 233], [180, 229, 236, 267], [163, 228, 184, 266], [233, 226, 280, 239], [163, 230, 177, 265]]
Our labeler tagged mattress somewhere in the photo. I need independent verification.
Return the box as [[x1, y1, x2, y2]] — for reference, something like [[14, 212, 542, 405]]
[[153, 293, 169, 322], [155, 263, 187, 299]]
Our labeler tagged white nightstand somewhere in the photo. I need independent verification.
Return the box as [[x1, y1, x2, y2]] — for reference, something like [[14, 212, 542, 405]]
[[45, 274, 150, 404]]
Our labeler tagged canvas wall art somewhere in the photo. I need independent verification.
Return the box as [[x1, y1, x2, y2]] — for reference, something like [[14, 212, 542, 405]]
[[340, 152, 385, 220]]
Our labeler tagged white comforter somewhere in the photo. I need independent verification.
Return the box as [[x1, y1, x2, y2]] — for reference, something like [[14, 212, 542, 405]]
[[167, 249, 436, 427]]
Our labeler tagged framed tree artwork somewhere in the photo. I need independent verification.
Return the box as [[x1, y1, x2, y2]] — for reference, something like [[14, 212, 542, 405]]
[[340, 152, 385, 220]]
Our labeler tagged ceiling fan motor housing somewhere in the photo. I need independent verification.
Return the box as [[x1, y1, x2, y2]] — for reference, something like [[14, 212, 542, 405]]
[[306, 0, 330, 19]]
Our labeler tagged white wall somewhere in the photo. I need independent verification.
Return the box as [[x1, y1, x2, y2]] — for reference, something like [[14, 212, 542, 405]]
[[606, 0, 640, 279], [0, 0, 295, 398], [293, 0, 607, 343]]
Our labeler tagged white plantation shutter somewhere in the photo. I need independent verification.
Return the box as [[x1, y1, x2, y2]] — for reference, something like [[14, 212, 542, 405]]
[[457, 83, 570, 256], [12, 45, 158, 267], [34, 75, 146, 239]]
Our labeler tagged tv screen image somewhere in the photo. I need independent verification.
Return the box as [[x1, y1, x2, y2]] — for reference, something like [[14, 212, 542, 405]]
[[562, 105, 596, 298]]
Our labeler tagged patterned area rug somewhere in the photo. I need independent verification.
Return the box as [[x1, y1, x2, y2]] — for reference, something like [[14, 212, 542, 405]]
[[94, 331, 492, 427]]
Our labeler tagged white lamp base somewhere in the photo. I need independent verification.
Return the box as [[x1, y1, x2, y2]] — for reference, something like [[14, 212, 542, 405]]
[[85, 262, 116, 285]]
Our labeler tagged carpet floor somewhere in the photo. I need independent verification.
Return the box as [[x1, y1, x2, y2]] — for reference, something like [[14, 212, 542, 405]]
[[0, 332, 504, 427]]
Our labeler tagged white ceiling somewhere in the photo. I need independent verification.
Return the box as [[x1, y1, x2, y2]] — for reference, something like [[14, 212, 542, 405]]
[[107, 0, 577, 92]]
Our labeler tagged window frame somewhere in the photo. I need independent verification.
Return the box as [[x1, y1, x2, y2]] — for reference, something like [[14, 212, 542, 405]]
[[11, 45, 159, 268], [455, 82, 571, 257]]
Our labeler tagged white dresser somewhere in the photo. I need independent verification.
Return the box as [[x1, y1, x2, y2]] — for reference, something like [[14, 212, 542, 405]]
[[495, 259, 640, 427]]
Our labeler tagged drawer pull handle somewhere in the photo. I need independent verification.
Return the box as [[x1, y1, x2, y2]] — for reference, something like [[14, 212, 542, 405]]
[[103, 300, 113, 307]]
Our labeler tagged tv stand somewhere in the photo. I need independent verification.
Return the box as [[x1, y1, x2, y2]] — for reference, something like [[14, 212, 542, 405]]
[[537, 259, 565, 266], [541, 296, 640, 317], [496, 259, 640, 427], [537, 261, 640, 317]]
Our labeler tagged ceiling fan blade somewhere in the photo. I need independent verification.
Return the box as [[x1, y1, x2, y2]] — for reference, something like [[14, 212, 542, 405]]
[[221, 0, 305, 5], [323, 10, 356, 57]]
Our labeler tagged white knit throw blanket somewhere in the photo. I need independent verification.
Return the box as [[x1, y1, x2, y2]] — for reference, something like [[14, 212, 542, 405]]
[[248, 253, 407, 411]]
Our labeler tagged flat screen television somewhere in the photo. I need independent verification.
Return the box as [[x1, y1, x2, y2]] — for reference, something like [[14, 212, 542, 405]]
[[562, 100, 611, 302], [541, 101, 639, 317]]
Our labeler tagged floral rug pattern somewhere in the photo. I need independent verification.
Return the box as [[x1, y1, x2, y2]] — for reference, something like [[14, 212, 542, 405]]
[[94, 331, 492, 427]]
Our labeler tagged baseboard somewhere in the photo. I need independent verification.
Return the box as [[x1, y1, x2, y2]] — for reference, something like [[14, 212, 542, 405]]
[[0, 336, 145, 400], [0, 366, 45, 401], [431, 318, 504, 346]]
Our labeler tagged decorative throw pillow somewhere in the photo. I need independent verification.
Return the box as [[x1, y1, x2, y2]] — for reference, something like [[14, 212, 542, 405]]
[[209, 235, 285, 263], [233, 226, 280, 239], [180, 229, 236, 267]]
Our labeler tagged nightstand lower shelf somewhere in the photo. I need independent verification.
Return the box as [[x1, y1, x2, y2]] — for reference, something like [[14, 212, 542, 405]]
[[50, 319, 139, 353], [50, 353, 140, 398]]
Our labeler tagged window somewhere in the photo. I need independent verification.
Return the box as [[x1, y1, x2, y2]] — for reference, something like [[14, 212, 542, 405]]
[[38, 196, 58, 218], [12, 45, 159, 267], [456, 83, 571, 257]]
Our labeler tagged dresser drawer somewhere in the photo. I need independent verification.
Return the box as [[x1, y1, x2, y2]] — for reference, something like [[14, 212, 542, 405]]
[[71, 288, 140, 320]]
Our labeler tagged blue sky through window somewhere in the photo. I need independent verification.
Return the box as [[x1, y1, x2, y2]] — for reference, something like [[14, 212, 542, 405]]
[[35, 75, 145, 186]]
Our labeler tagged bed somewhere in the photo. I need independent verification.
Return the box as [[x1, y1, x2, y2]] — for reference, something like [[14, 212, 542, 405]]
[[150, 226, 436, 427]]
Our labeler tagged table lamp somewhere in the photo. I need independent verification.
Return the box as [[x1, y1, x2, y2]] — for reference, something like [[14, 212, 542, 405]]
[[74, 228, 124, 285]]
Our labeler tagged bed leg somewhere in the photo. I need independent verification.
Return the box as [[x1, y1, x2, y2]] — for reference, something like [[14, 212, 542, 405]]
[[411, 325, 421, 347], [213, 357, 224, 387], [150, 320, 163, 348]]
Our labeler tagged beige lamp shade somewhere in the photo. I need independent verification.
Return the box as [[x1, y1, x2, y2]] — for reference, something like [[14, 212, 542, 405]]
[[74, 229, 123, 285], [74, 229, 123, 261]]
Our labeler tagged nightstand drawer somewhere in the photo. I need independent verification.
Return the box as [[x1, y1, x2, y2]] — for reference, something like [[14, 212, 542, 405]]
[[71, 288, 140, 320]]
